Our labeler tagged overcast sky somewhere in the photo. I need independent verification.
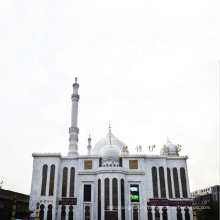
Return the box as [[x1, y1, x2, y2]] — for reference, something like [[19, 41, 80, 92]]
[[0, 0, 219, 195]]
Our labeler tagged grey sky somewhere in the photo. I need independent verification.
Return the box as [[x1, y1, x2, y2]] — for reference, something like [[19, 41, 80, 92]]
[[0, 0, 219, 195]]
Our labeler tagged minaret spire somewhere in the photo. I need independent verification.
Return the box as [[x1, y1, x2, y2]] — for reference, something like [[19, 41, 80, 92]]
[[109, 124, 112, 146], [68, 78, 80, 156], [87, 134, 92, 155]]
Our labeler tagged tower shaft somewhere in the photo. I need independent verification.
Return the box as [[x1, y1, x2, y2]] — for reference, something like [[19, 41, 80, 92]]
[[68, 78, 80, 156]]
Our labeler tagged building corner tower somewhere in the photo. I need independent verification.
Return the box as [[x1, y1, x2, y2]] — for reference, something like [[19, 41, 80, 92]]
[[68, 77, 80, 156]]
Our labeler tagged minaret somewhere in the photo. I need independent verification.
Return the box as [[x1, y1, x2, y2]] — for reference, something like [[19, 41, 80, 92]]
[[87, 135, 92, 155], [68, 78, 80, 156], [109, 124, 112, 146]]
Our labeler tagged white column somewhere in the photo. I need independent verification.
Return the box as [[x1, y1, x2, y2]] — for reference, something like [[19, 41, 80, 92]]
[[167, 206, 171, 220], [164, 167, 169, 198], [181, 207, 185, 220], [170, 168, 175, 198], [157, 167, 161, 198], [44, 206, 47, 220], [159, 206, 162, 220], [118, 178, 121, 220], [152, 207, 155, 220], [189, 207, 193, 220], [178, 168, 183, 198], [46, 165, 51, 196], [185, 165, 191, 198], [57, 205, 61, 220], [66, 205, 69, 220]]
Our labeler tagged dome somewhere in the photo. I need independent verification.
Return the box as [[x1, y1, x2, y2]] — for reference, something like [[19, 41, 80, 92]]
[[160, 137, 178, 156], [101, 145, 120, 158], [91, 130, 127, 155]]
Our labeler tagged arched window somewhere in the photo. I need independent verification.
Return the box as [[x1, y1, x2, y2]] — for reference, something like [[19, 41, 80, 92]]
[[112, 178, 118, 210], [47, 204, 52, 220], [69, 206, 73, 220], [69, 167, 75, 197], [155, 207, 160, 220], [133, 206, 138, 220], [152, 167, 158, 197], [167, 168, 173, 198], [147, 207, 152, 220], [41, 165, 48, 195], [49, 165, 55, 196], [105, 178, 110, 210], [61, 205, 66, 220], [121, 179, 125, 220], [177, 207, 182, 220], [184, 208, 190, 220], [98, 179, 101, 220], [162, 207, 167, 220], [173, 168, 180, 198], [180, 168, 188, 198], [85, 206, 90, 220], [159, 167, 166, 197], [62, 167, 68, 197], [39, 204, 44, 220]]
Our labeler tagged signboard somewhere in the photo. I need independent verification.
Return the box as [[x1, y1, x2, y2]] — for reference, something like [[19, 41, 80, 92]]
[[105, 211, 118, 220], [129, 160, 138, 169], [130, 185, 139, 202], [169, 200, 192, 207], [147, 198, 192, 207], [147, 199, 169, 206], [84, 160, 92, 169], [58, 198, 77, 205]]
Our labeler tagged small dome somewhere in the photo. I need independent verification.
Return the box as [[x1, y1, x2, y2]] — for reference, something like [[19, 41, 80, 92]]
[[160, 137, 178, 156], [101, 146, 120, 158]]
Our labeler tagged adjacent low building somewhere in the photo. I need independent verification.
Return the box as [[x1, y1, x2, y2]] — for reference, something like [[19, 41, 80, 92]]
[[29, 79, 193, 220], [0, 189, 30, 220], [191, 185, 219, 205]]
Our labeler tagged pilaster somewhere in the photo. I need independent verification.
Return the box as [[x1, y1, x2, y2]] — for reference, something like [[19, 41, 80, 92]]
[[178, 168, 183, 198]]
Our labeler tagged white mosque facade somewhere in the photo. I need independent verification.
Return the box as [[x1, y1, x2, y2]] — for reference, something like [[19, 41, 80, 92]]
[[29, 79, 193, 220]]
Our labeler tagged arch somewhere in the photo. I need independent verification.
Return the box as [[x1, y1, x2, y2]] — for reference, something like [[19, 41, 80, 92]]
[[173, 168, 180, 198], [147, 207, 152, 220], [70, 167, 75, 197], [49, 165, 55, 196], [112, 178, 118, 210], [180, 167, 188, 198], [177, 207, 182, 220], [152, 167, 158, 197], [105, 178, 110, 210], [98, 179, 101, 220], [47, 204, 52, 220], [121, 179, 125, 220], [69, 206, 74, 220], [184, 208, 190, 220], [61, 205, 66, 220], [155, 207, 160, 220], [39, 204, 44, 220], [62, 167, 68, 197], [41, 165, 48, 195], [159, 167, 166, 197], [85, 206, 90, 220], [133, 206, 138, 220], [167, 168, 173, 198], [162, 207, 168, 220]]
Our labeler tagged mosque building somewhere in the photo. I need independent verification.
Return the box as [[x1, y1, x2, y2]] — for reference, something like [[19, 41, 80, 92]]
[[29, 79, 193, 220]]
